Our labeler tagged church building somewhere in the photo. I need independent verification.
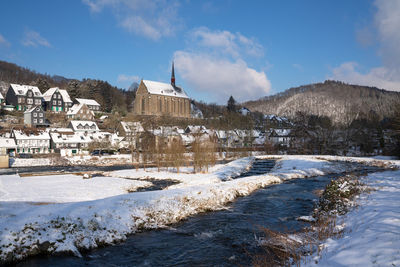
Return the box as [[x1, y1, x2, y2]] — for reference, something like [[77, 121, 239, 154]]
[[133, 63, 191, 118]]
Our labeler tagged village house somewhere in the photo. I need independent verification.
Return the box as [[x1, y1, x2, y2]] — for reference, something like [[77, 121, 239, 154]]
[[49, 128, 89, 156], [68, 120, 99, 133], [133, 63, 191, 118], [0, 137, 17, 155], [24, 105, 48, 127], [6, 84, 43, 111], [12, 129, 51, 154], [268, 129, 292, 147], [74, 98, 101, 112], [42, 87, 73, 112], [66, 103, 94, 120]]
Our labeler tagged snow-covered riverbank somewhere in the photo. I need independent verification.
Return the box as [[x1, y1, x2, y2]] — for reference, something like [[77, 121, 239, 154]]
[[0, 155, 398, 264], [305, 169, 400, 267]]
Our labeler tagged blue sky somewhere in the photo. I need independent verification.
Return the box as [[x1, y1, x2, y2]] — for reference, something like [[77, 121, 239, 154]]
[[0, 0, 399, 104]]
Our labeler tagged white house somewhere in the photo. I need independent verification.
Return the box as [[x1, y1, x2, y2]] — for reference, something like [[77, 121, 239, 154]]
[[0, 137, 17, 155], [12, 130, 51, 154], [74, 98, 101, 112], [66, 103, 94, 120], [268, 129, 292, 147]]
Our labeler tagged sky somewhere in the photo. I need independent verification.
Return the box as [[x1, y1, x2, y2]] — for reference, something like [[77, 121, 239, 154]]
[[0, 0, 399, 104]]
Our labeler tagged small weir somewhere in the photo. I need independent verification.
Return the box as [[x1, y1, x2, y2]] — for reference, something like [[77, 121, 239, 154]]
[[238, 158, 276, 178]]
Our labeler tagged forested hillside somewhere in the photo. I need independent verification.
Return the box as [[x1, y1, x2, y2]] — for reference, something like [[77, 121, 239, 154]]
[[244, 80, 400, 125], [0, 60, 135, 113]]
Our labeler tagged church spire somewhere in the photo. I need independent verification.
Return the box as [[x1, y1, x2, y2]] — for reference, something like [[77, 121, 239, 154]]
[[171, 61, 175, 87]]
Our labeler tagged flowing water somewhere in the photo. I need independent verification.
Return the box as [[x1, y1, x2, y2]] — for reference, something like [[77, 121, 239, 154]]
[[15, 161, 381, 266]]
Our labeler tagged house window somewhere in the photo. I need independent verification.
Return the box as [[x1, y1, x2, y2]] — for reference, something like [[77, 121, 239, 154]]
[[53, 100, 57, 105], [27, 98, 33, 104], [33, 113, 37, 117], [58, 101, 62, 105], [36, 107, 40, 111], [35, 99, 41, 105], [28, 91, 32, 97], [33, 119, 37, 123], [39, 113, 43, 117], [39, 119, 43, 123]]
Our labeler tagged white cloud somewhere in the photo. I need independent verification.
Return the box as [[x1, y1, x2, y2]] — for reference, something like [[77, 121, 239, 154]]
[[174, 51, 270, 103], [82, 0, 180, 40], [331, 62, 400, 91], [0, 33, 10, 47], [292, 63, 303, 71], [174, 28, 270, 103], [374, 0, 400, 68], [331, 0, 400, 91], [190, 27, 264, 58], [117, 74, 139, 83], [22, 30, 51, 47], [117, 74, 139, 89]]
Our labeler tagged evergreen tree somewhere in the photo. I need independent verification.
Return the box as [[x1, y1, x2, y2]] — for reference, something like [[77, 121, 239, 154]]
[[227, 96, 237, 112]]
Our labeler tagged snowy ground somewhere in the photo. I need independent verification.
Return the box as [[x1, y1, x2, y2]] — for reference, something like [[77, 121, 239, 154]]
[[0, 155, 398, 264], [305, 169, 400, 267], [0, 174, 151, 202]]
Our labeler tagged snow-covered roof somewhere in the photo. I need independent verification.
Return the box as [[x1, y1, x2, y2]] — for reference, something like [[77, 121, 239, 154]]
[[75, 98, 100, 106], [12, 130, 50, 140], [9, 84, 42, 97], [43, 87, 72, 103], [270, 129, 292, 137], [67, 104, 94, 116], [185, 125, 207, 133], [253, 136, 266, 145], [239, 107, 250, 116], [120, 121, 144, 134], [50, 132, 89, 144], [46, 128, 74, 134], [0, 92, 3, 100], [0, 138, 17, 148], [69, 121, 99, 132], [142, 80, 189, 99], [180, 134, 195, 144]]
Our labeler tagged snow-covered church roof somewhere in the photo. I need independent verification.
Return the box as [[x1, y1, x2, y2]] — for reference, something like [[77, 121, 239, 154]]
[[142, 80, 189, 99]]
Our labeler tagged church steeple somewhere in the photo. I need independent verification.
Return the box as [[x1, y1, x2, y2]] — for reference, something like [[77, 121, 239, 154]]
[[171, 61, 175, 87]]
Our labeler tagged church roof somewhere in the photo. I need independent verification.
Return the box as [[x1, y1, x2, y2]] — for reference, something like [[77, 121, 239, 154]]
[[142, 80, 189, 99]]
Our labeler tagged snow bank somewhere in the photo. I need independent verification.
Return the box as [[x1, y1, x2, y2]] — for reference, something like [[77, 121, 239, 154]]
[[10, 158, 53, 167], [0, 155, 395, 263], [0, 174, 151, 202], [104, 156, 255, 189], [305, 170, 400, 266]]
